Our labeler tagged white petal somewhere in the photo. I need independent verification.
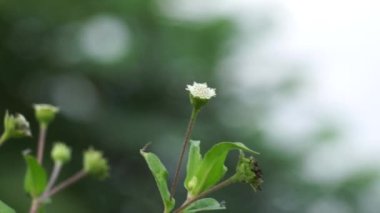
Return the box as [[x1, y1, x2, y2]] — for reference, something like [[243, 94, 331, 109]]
[[186, 82, 216, 100]]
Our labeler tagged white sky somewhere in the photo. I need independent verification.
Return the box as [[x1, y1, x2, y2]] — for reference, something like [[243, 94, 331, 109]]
[[165, 0, 380, 183]]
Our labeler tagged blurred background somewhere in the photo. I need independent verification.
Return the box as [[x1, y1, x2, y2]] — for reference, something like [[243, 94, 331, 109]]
[[1, 0, 380, 212]]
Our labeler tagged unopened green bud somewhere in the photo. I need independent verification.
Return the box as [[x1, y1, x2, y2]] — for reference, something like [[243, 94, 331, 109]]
[[1, 111, 31, 144], [187, 176, 198, 191], [235, 151, 263, 191], [34, 104, 59, 126], [83, 148, 109, 179], [51, 142, 71, 164], [186, 82, 216, 110]]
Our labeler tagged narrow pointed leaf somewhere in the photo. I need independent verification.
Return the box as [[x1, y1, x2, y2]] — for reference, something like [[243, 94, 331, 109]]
[[191, 142, 258, 195], [24, 155, 47, 197], [185, 140, 202, 191], [184, 198, 226, 212], [0, 200, 15, 213], [140, 149, 175, 213]]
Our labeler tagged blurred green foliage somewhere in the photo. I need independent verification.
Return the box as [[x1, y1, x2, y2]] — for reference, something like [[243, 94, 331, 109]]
[[0, 0, 378, 212]]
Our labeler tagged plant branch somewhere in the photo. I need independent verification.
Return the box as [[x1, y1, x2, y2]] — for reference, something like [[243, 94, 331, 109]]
[[0, 133, 7, 147], [170, 108, 199, 199], [173, 176, 237, 213], [45, 170, 87, 198], [42, 162, 63, 198], [29, 198, 39, 213], [37, 124, 47, 164], [29, 169, 85, 213]]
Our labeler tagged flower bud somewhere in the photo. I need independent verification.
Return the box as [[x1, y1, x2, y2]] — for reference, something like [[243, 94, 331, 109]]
[[83, 148, 109, 179], [186, 82, 216, 110], [187, 176, 198, 191], [34, 104, 59, 126], [234, 151, 263, 191], [51, 142, 71, 164], [1, 111, 32, 144]]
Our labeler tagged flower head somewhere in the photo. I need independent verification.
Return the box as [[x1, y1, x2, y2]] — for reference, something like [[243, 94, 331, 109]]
[[51, 142, 71, 165], [186, 82, 216, 100], [1, 111, 31, 144], [83, 148, 109, 180], [186, 82, 216, 110], [34, 104, 59, 126], [234, 151, 263, 192]]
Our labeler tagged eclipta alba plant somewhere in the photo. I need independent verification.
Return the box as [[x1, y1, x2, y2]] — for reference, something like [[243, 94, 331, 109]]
[[141, 82, 264, 213]]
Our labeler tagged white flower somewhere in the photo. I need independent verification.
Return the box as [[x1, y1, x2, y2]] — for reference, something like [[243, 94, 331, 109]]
[[186, 82, 216, 100]]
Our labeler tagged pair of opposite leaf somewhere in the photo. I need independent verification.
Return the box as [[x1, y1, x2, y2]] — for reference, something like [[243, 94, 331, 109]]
[[141, 141, 263, 213]]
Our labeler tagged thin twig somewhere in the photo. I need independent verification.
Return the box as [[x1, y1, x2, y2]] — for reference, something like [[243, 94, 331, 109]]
[[37, 125, 47, 164], [29, 199, 39, 213], [170, 108, 198, 198], [42, 163, 63, 198], [30, 170, 86, 212], [45, 170, 87, 198]]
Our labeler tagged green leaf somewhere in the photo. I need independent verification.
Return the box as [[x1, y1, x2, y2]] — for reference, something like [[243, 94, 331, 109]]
[[140, 149, 175, 213], [191, 142, 258, 196], [0, 200, 16, 213], [24, 155, 48, 198], [184, 140, 202, 191], [38, 205, 45, 213], [184, 198, 226, 212]]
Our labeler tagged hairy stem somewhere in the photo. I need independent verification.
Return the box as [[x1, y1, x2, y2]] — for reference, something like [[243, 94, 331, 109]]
[[170, 108, 199, 199], [45, 170, 87, 198], [37, 124, 47, 164], [173, 176, 236, 213]]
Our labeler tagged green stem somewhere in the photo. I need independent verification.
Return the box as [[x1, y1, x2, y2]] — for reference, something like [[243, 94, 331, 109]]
[[170, 108, 199, 199], [45, 170, 87, 198], [37, 124, 47, 164], [30, 170, 86, 212], [173, 176, 237, 213], [42, 162, 63, 199], [29, 198, 39, 213], [0, 132, 9, 147]]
